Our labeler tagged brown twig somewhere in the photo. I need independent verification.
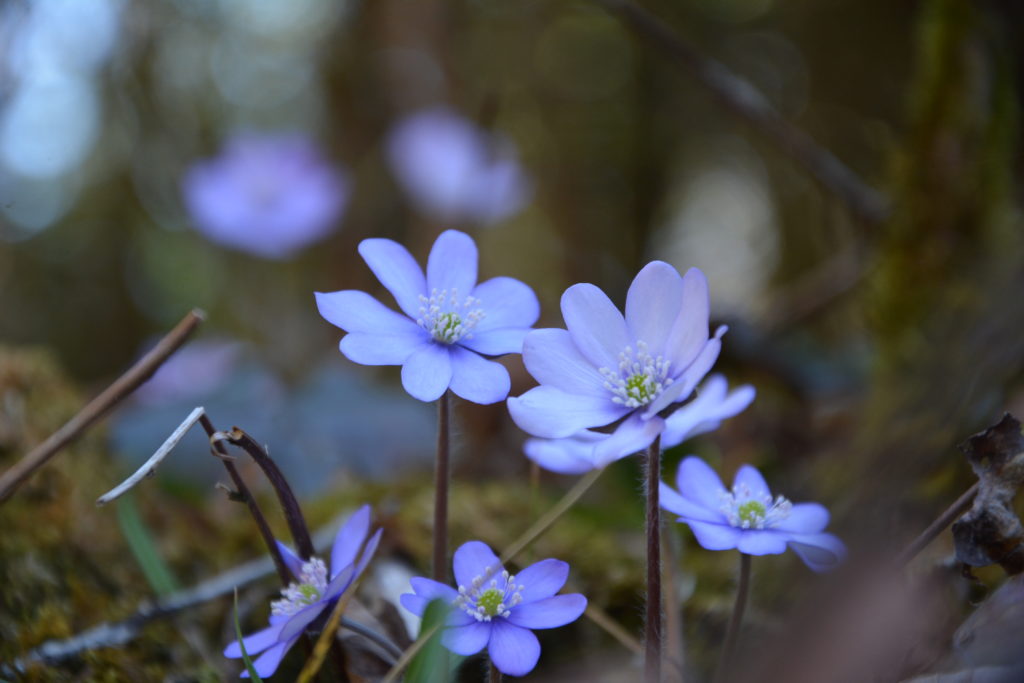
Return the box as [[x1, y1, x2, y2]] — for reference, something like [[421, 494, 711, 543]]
[[0, 309, 205, 505], [898, 482, 980, 567], [433, 390, 452, 582], [595, 0, 890, 227]]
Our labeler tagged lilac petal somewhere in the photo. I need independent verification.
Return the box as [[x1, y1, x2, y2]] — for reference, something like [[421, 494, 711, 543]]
[[775, 503, 830, 534], [508, 594, 586, 630], [448, 346, 510, 405], [410, 576, 460, 603], [508, 386, 628, 439], [279, 602, 328, 642], [523, 432, 604, 475], [471, 276, 540, 331], [400, 592, 429, 617], [787, 532, 846, 572], [339, 331, 430, 366], [520, 328, 607, 395], [687, 520, 742, 551], [460, 327, 530, 356], [488, 620, 541, 677], [733, 464, 771, 498], [224, 622, 285, 658], [560, 283, 631, 371], [660, 482, 724, 523], [358, 238, 427, 319], [663, 267, 710, 371], [323, 564, 356, 601], [402, 588, 476, 626], [314, 290, 421, 335], [426, 229, 477, 297], [643, 327, 725, 417], [245, 640, 292, 679], [331, 505, 371, 577], [592, 413, 665, 467], [401, 343, 453, 401], [275, 541, 304, 580], [454, 541, 503, 591], [660, 375, 754, 447], [353, 528, 383, 578], [625, 261, 684, 354], [737, 530, 788, 555], [676, 456, 727, 512], [514, 558, 569, 602], [442, 621, 492, 656]]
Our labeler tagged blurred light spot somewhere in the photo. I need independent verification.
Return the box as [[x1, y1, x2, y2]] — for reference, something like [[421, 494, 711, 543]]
[[210, 36, 313, 108], [534, 13, 633, 102], [0, 172, 73, 241], [217, 0, 343, 42], [8, 0, 121, 77]]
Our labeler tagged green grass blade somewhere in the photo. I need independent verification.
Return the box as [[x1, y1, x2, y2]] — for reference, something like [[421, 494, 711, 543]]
[[405, 598, 464, 683], [116, 492, 179, 596], [234, 588, 265, 682]]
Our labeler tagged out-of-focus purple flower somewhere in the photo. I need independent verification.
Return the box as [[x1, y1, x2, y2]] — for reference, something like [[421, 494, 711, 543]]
[[508, 261, 725, 459], [133, 340, 242, 405], [224, 505, 382, 678], [661, 457, 845, 571], [315, 229, 539, 404], [387, 107, 530, 225], [400, 541, 586, 677], [524, 374, 754, 474], [183, 133, 348, 259]]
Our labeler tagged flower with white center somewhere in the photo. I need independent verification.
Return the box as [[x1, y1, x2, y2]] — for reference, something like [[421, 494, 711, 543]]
[[223, 505, 382, 678], [660, 457, 846, 571], [315, 230, 539, 404], [400, 541, 587, 677], [524, 374, 755, 474], [508, 261, 725, 457]]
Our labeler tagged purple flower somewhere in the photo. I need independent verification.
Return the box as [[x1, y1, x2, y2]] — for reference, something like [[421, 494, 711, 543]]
[[400, 541, 587, 677], [315, 230, 539, 404], [661, 457, 845, 571], [387, 107, 530, 225], [183, 133, 349, 259], [508, 261, 725, 457], [524, 374, 755, 474], [224, 505, 382, 678]]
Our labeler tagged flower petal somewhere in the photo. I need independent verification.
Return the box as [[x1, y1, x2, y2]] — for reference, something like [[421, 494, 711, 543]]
[[523, 432, 605, 475], [339, 331, 430, 366], [663, 267, 710, 371], [514, 558, 569, 602], [453, 541, 503, 592], [521, 328, 608, 395], [737, 530, 788, 555], [687, 520, 741, 551], [400, 592, 429, 617], [448, 346, 510, 405], [275, 541, 304, 580], [775, 503, 830, 534], [625, 261, 684, 354], [643, 326, 725, 417], [733, 464, 771, 497], [410, 576, 460, 603], [787, 532, 846, 572], [247, 640, 292, 679], [331, 505, 371, 577], [660, 376, 754, 447], [508, 386, 629, 439], [401, 343, 453, 401], [441, 621, 492, 656], [660, 482, 724, 523], [426, 229, 477, 297], [591, 413, 665, 468], [324, 564, 356, 600], [488, 620, 541, 677], [224, 622, 285, 658], [353, 528, 383, 577], [507, 594, 586, 630], [560, 283, 631, 371], [675, 456, 727, 512], [471, 276, 540, 331], [460, 327, 530, 356], [279, 602, 328, 643], [314, 290, 421, 335], [358, 238, 427, 318]]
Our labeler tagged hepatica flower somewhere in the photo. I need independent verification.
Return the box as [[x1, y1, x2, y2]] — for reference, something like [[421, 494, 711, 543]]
[[509, 261, 725, 459], [661, 457, 845, 571], [315, 230, 539, 404], [387, 107, 530, 225], [183, 133, 348, 259], [525, 374, 754, 474], [400, 541, 586, 676], [224, 505, 382, 678]]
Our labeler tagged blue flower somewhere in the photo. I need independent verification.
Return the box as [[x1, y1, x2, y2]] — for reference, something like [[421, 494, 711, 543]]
[[316, 230, 539, 404], [183, 133, 349, 259], [661, 457, 845, 571], [524, 374, 754, 474], [508, 261, 725, 453], [387, 108, 530, 225], [400, 541, 587, 677], [224, 505, 382, 678]]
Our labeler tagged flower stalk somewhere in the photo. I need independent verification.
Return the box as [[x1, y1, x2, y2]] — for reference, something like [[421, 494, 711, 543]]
[[715, 552, 751, 683], [644, 435, 663, 683], [433, 390, 452, 582]]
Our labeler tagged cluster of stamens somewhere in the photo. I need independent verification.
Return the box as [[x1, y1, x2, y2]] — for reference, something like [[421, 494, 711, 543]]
[[453, 566, 524, 622], [271, 557, 329, 617], [599, 341, 673, 408], [719, 484, 792, 530], [416, 288, 485, 344]]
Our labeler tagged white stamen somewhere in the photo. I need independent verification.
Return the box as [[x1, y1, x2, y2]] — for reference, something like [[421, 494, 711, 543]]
[[271, 557, 329, 617], [452, 564, 524, 623], [719, 483, 792, 530], [598, 340, 673, 408], [416, 288, 485, 344]]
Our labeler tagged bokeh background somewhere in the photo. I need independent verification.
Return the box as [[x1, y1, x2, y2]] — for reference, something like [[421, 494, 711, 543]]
[[2, 0, 1024, 680]]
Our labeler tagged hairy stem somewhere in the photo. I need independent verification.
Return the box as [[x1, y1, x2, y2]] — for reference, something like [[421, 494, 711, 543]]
[[433, 390, 452, 582], [645, 435, 662, 683], [898, 481, 979, 566], [715, 552, 752, 683]]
